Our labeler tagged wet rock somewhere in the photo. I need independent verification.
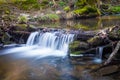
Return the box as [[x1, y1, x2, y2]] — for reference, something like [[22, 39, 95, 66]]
[[87, 35, 110, 47], [95, 65, 119, 76]]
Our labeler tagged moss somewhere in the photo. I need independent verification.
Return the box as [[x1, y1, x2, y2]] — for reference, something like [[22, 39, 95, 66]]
[[16, 24, 28, 31], [73, 5, 101, 17], [64, 6, 70, 12], [14, 0, 47, 10], [18, 15, 28, 23], [69, 41, 80, 50], [110, 6, 120, 14], [87, 36, 102, 47], [71, 51, 83, 55], [108, 30, 120, 39]]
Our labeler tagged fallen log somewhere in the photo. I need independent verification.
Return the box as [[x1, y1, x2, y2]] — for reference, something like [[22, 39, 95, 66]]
[[104, 41, 120, 65]]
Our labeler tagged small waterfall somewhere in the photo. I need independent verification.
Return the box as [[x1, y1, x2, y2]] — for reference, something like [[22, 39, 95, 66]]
[[26, 31, 74, 57], [94, 47, 104, 63], [98, 47, 103, 59]]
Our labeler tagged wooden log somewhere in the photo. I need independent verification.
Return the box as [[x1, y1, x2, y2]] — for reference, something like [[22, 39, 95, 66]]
[[104, 41, 120, 65]]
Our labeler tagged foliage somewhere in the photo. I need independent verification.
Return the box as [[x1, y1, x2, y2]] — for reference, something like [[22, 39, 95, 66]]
[[18, 15, 28, 23], [64, 6, 70, 12], [59, 1, 66, 7], [110, 6, 120, 14]]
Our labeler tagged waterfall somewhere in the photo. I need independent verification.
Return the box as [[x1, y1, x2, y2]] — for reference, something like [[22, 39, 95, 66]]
[[98, 47, 103, 59], [25, 31, 74, 58], [94, 47, 103, 63]]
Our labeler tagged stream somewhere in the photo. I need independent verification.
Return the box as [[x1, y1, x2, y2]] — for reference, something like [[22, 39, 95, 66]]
[[0, 16, 120, 80]]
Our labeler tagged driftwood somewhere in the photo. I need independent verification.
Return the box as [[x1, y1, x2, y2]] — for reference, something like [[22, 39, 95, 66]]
[[75, 31, 96, 41], [104, 41, 120, 65]]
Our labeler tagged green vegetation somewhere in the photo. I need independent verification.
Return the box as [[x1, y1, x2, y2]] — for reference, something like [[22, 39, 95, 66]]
[[38, 13, 60, 22], [15, 0, 42, 10], [87, 36, 103, 47], [69, 41, 81, 55], [64, 6, 70, 12], [73, 0, 101, 17], [45, 14, 60, 21], [109, 6, 120, 14], [18, 15, 28, 23], [0, 0, 120, 21], [16, 24, 28, 31]]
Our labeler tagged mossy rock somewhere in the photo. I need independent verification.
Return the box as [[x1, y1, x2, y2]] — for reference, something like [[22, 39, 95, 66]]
[[87, 36, 103, 47], [108, 30, 120, 40], [69, 41, 80, 51], [64, 6, 70, 12], [73, 6, 101, 18], [69, 40, 89, 55], [108, 26, 120, 40], [15, 24, 28, 31], [71, 51, 84, 55]]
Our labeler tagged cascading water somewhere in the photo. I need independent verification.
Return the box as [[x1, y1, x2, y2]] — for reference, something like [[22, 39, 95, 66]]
[[25, 31, 74, 58], [94, 47, 104, 63], [98, 47, 103, 59]]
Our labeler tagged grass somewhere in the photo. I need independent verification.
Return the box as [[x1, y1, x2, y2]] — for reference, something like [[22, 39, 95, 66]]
[[38, 13, 60, 22]]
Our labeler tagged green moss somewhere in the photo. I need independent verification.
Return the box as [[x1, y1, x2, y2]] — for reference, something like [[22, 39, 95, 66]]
[[71, 51, 83, 55], [87, 36, 103, 47], [110, 6, 120, 14], [18, 15, 28, 23], [69, 41, 80, 50], [14, 0, 48, 10], [64, 6, 70, 12], [108, 30, 120, 39], [16, 24, 28, 30], [73, 6, 98, 15]]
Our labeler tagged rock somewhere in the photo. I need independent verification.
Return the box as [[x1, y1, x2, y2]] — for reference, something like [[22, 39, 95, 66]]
[[97, 65, 118, 76], [56, 10, 62, 14]]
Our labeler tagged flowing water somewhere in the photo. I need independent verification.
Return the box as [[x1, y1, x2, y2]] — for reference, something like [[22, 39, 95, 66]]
[[94, 47, 104, 63], [0, 17, 120, 80]]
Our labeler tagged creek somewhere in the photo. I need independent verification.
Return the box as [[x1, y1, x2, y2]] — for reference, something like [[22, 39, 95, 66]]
[[0, 16, 120, 80]]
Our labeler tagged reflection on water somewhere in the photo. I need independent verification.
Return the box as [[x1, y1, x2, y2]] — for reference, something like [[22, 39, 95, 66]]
[[35, 16, 120, 30]]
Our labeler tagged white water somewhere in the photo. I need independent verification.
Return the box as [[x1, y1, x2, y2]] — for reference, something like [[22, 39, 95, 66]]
[[94, 47, 103, 63], [1, 31, 74, 58], [25, 31, 74, 58], [98, 47, 103, 59]]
